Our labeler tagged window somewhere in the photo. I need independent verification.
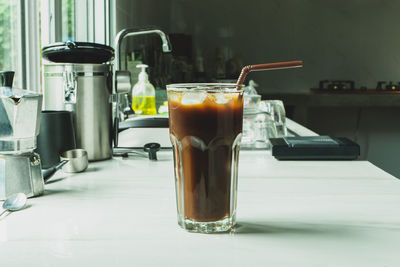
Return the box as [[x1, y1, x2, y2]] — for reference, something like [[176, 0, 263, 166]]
[[0, 0, 40, 91], [0, 0, 112, 92], [41, 0, 113, 45], [61, 0, 75, 41], [0, 0, 24, 88]]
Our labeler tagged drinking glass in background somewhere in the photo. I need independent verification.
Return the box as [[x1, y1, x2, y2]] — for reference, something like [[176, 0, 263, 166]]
[[167, 83, 244, 233], [242, 93, 262, 147], [258, 100, 287, 137], [242, 107, 277, 149], [242, 99, 287, 149], [252, 111, 278, 148], [243, 94, 261, 110]]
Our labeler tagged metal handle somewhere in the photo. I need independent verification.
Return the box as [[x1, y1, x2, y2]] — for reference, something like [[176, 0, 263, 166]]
[[115, 71, 131, 93], [63, 66, 77, 104], [0, 71, 14, 87], [0, 209, 7, 217], [65, 40, 77, 49], [42, 160, 68, 183]]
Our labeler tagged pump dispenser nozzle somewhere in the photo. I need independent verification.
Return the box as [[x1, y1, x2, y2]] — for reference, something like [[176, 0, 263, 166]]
[[137, 64, 149, 82]]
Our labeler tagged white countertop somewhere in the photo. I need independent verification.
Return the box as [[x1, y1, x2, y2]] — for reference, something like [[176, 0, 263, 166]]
[[1, 149, 399, 266]]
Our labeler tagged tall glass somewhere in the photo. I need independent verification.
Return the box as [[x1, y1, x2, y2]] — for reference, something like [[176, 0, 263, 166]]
[[167, 83, 244, 233], [258, 100, 287, 137]]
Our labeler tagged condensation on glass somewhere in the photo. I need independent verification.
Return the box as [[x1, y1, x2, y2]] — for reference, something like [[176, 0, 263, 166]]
[[167, 83, 243, 233]]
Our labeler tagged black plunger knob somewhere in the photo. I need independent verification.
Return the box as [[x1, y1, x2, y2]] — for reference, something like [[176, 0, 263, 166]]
[[0, 71, 14, 87], [144, 143, 161, 161]]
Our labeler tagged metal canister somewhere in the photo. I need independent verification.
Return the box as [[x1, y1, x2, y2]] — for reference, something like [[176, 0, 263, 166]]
[[43, 63, 112, 161]]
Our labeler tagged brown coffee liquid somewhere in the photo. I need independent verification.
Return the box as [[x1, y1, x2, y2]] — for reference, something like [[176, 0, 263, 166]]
[[169, 92, 243, 222]]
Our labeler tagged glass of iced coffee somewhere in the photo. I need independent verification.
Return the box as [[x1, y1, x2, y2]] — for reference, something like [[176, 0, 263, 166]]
[[167, 83, 243, 233]]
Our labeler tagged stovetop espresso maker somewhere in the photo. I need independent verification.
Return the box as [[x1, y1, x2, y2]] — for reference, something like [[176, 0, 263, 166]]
[[0, 71, 44, 200]]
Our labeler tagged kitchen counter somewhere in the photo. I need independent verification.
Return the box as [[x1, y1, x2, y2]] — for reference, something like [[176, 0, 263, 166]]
[[1, 128, 400, 266]]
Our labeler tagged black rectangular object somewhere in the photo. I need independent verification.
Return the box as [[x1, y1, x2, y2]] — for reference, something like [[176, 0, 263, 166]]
[[270, 136, 360, 160]]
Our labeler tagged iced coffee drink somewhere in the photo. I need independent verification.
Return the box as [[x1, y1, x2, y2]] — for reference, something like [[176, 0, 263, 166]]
[[167, 83, 243, 233]]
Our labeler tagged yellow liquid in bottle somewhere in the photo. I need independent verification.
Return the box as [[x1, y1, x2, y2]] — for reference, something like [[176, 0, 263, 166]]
[[132, 96, 157, 115]]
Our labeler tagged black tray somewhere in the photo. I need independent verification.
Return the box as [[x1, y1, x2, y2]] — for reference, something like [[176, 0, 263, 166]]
[[270, 136, 360, 160]]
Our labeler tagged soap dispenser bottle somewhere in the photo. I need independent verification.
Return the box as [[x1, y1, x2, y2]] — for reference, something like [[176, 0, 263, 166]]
[[131, 64, 157, 115]]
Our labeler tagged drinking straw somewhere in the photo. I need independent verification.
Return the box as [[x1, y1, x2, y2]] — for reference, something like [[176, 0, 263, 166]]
[[236, 60, 303, 86]]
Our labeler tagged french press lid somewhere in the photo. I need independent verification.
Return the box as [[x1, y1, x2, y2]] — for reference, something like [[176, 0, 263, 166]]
[[42, 41, 114, 64]]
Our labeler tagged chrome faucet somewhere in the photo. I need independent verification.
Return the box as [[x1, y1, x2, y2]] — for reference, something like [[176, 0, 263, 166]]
[[114, 27, 172, 74], [112, 27, 172, 147]]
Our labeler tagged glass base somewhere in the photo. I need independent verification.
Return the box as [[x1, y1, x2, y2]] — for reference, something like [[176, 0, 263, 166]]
[[178, 216, 235, 233]]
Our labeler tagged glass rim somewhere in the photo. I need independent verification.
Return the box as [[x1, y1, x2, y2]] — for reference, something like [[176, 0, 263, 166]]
[[166, 83, 243, 92]]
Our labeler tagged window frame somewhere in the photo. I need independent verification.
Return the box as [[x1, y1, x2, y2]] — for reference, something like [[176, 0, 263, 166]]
[[22, 0, 41, 92]]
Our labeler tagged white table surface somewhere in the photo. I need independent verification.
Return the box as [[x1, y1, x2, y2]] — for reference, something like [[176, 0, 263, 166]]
[[1, 149, 399, 267]]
